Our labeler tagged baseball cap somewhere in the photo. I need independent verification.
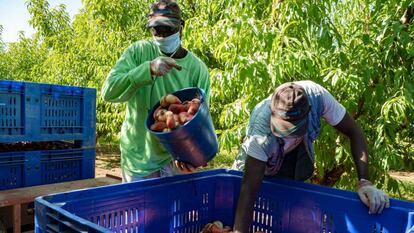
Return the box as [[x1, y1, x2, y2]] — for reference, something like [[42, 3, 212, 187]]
[[147, 0, 182, 28], [270, 82, 311, 137]]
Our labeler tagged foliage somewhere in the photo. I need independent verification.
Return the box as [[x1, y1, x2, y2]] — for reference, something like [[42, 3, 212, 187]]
[[399, 180, 414, 201], [0, 0, 413, 194]]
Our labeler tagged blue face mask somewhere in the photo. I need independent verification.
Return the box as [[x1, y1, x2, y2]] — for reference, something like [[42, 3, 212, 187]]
[[153, 31, 181, 54]]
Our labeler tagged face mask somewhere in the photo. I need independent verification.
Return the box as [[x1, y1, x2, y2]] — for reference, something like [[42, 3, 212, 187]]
[[153, 31, 181, 54]]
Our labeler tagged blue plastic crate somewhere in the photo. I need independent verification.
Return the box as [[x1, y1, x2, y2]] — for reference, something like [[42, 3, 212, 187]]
[[35, 169, 414, 233], [0, 148, 95, 190], [0, 80, 96, 146]]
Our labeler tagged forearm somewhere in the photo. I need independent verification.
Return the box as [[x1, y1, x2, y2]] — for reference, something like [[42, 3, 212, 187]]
[[195, 66, 210, 107], [349, 126, 369, 180], [233, 179, 260, 232], [102, 61, 153, 102], [334, 112, 370, 181], [233, 156, 265, 233]]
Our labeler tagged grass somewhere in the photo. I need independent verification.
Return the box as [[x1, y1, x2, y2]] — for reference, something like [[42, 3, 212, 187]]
[[393, 181, 414, 202], [205, 149, 236, 169]]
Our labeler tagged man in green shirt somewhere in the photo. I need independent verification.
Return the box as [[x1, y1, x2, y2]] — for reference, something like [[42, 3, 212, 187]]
[[101, 0, 210, 182]]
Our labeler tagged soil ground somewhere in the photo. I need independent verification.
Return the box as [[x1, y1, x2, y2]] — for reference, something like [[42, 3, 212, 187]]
[[95, 144, 122, 178], [388, 171, 414, 183]]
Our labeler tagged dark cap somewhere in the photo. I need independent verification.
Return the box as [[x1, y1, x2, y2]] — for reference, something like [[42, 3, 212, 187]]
[[270, 82, 310, 137], [147, 0, 182, 28]]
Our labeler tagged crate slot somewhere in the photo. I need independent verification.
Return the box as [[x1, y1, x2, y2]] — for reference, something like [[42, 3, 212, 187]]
[[46, 211, 88, 232], [41, 95, 82, 135], [0, 92, 23, 135]]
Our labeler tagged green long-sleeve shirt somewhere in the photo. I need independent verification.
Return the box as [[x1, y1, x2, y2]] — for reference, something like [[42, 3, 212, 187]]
[[101, 40, 210, 177]]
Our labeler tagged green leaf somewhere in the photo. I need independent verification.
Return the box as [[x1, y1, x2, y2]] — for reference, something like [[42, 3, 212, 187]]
[[362, 34, 370, 45]]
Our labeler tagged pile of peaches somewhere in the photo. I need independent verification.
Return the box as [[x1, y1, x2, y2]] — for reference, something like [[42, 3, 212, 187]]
[[150, 94, 200, 132]]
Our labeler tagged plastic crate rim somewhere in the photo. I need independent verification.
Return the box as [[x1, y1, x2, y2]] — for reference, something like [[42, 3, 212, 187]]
[[35, 197, 111, 232]]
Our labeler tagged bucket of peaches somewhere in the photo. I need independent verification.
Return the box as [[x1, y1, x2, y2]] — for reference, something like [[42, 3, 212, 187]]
[[146, 87, 218, 167]]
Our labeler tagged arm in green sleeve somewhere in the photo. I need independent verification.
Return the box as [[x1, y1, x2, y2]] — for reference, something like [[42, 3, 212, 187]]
[[197, 64, 211, 107], [101, 44, 154, 103]]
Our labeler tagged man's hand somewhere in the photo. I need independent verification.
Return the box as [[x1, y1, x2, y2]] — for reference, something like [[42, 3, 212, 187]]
[[357, 179, 390, 214], [174, 160, 197, 173], [150, 56, 182, 76]]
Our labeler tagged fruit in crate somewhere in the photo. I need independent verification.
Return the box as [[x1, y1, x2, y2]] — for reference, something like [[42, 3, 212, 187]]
[[149, 94, 200, 132], [200, 220, 265, 233], [200, 221, 231, 233]]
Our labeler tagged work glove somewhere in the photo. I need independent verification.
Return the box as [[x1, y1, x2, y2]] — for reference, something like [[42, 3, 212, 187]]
[[357, 179, 390, 214], [150, 56, 182, 76]]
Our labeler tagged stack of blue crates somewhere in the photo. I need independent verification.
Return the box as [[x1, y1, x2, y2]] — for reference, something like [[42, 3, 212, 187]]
[[0, 80, 96, 190]]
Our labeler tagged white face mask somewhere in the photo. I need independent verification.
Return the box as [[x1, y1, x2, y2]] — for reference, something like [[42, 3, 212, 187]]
[[153, 31, 181, 54]]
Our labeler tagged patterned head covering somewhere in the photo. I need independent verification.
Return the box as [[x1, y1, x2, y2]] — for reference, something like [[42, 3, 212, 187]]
[[271, 82, 310, 137], [147, 0, 183, 28]]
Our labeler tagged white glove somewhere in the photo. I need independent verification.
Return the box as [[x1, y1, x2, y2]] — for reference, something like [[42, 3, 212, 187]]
[[150, 56, 182, 76], [357, 179, 390, 214]]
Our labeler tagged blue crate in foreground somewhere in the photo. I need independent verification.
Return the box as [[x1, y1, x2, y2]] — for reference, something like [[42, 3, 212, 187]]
[[0, 80, 96, 146], [0, 148, 95, 190], [35, 169, 414, 233]]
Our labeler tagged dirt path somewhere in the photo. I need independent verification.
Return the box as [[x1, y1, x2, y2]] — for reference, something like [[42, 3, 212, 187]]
[[95, 144, 122, 178], [389, 171, 414, 183]]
